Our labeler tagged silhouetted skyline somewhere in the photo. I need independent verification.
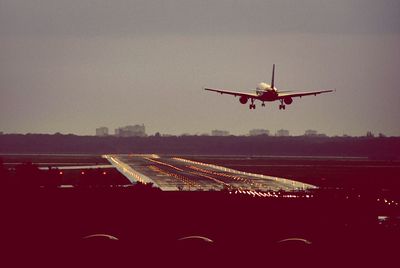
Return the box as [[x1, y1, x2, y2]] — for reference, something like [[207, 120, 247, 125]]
[[1, 1, 399, 136]]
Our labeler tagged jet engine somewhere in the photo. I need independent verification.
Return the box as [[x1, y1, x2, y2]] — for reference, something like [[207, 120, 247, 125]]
[[239, 96, 248, 104], [284, 97, 293, 105]]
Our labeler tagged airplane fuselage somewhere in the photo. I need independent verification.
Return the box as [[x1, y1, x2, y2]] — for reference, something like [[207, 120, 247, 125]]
[[258, 89, 279, 102], [256, 83, 279, 101]]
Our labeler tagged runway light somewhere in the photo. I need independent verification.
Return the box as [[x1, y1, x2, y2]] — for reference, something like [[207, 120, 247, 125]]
[[59, 171, 63, 175], [102, 171, 107, 175], [81, 171, 85, 175]]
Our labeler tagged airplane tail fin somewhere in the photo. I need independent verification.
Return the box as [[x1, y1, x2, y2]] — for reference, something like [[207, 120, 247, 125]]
[[271, 64, 275, 89]]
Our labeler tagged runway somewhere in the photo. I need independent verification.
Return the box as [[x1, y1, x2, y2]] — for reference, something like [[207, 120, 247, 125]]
[[104, 154, 316, 192]]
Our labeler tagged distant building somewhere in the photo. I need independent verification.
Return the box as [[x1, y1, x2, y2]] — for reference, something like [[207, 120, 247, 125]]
[[366, 131, 374, 138], [249, 129, 270, 136], [162, 134, 175, 137], [211, 130, 230, 136], [96, 127, 109, 137], [304, 129, 318, 136], [115, 124, 146, 137], [276, 129, 289, 137], [0, 131, 3, 135]]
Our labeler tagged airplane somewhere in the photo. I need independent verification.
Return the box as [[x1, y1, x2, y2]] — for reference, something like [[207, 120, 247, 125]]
[[204, 64, 334, 110]]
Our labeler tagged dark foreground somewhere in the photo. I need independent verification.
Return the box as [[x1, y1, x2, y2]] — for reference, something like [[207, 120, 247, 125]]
[[1, 155, 399, 267], [1, 186, 399, 267]]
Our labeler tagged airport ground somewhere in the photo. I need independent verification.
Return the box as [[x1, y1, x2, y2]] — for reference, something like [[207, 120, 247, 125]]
[[2, 154, 399, 192], [0, 154, 399, 267], [185, 155, 400, 192]]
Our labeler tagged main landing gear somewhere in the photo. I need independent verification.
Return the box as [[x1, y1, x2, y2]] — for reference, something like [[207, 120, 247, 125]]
[[279, 100, 286, 110], [261, 102, 266, 107], [249, 99, 256, 109]]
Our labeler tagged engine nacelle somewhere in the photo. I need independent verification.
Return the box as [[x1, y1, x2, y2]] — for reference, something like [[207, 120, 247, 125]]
[[239, 96, 248, 104], [284, 96, 293, 105]]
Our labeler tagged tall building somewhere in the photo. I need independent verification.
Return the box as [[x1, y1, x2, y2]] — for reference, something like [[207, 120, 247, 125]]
[[211, 130, 230, 136], [366, 131, 374, 137], [96, 127, 109, 137], [304, 130, 318, 136], [249, 129, 270, 136], [115, 124, 146, 137], [276, 129, 289, 137]]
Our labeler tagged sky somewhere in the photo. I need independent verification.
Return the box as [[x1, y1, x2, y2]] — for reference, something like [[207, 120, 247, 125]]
[[1, 0, 400, 136]]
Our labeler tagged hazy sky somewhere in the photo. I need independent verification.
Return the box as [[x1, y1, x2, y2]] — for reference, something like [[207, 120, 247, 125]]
[[1, 0, 400, 136]]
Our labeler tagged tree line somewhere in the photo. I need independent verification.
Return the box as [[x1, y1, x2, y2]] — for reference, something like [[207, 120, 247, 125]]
[[0, 134, 399, 158]]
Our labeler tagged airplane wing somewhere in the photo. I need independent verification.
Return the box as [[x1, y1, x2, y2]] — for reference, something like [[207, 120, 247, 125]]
[[204, 87, 258, 98], [278, 89, 334, 98]]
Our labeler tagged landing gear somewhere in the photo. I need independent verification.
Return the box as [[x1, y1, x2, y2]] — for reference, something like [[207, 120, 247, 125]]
[[279, 100, 286, 110], [261, 102, 266, 107], [249, 99, 256, 109]]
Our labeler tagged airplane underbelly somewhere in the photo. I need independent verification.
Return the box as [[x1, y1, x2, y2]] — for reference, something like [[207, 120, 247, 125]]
[[260, 93, 276, 102]]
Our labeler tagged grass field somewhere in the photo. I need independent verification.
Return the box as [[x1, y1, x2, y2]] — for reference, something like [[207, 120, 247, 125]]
[[0, 154, 108, 167]]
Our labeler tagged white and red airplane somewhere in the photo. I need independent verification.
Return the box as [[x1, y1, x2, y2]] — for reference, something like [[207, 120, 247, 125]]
[[204, 64, 334, 110]]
